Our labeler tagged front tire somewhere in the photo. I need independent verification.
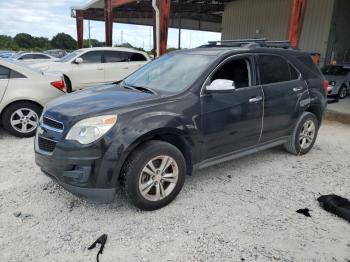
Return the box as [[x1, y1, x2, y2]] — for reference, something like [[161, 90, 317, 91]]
[[284, 112, 319, 155], [121, 141, 186, 211], [338, 85, 347, 99], [1, 101, 42, 138]]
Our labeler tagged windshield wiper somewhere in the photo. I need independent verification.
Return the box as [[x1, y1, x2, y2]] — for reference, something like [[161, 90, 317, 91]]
[[131, 85, 155, 94], [122, 82, 155, 94]]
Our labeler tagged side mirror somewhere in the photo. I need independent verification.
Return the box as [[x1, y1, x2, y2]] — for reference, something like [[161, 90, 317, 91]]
[[206, 79, 236, 92], [74, 57, 83, 64]]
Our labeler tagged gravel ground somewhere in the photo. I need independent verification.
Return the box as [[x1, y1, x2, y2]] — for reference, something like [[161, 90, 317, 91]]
[[0, 120, 350, 262]]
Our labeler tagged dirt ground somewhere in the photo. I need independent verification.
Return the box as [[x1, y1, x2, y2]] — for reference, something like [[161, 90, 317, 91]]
[[0, 120, 349, 262]]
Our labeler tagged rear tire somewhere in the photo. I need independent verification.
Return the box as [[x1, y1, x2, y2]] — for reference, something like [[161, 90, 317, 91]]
[[121, 141, 186, 211], [284, 112, 319, 155], [64, 76, 72, 93], [1, 101, 42, 137], [338, 85, 347, 99]]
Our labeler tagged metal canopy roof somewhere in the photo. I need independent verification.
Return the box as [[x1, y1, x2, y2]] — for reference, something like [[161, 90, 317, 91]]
[[72, 0, 236, 32]]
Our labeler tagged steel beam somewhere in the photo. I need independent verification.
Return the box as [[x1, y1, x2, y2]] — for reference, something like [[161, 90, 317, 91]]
[[76, 10, 84, 49], [159, 0, 171, 56], [287, 0, 308, 48], [104, 0, 113, 46]]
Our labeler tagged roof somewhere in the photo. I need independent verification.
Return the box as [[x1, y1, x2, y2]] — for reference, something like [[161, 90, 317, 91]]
[[72, 0, 236, 32], [76, 46, 149, 55]]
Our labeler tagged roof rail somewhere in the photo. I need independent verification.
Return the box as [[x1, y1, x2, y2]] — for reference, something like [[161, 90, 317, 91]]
[[202, 39, 295, 50]]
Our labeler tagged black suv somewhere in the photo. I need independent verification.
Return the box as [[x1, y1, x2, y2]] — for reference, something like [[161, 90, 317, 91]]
[[35, 39, 327, 210]]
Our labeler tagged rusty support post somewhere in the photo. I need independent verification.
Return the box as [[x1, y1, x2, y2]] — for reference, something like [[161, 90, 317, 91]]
[[287, 0, 308, 48], [105, 0, 113, 46], [158, 0, 170, 56], [76, 11, 84, 49]]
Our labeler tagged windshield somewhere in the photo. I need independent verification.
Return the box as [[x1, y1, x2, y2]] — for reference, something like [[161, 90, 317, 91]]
[[123, 53, 214, 94], [58, 50, 83, 62], [322, 65, 350, 76]]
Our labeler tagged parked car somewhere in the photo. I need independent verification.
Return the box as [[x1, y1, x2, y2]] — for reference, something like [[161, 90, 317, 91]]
[[322, 64, 350, 99], [11, 52, 57, 64], [0, 59, 66, 137], [35, 40, 327, 210], [0, 51, 16, 59], [30, 47, 150, 92], [44, 49, 67, 58]]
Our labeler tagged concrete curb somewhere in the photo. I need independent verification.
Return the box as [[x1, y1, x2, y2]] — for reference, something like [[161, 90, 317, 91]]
[[325, 109, 350, 125]]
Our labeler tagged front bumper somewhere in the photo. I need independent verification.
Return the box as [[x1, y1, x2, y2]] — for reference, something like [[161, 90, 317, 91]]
[[34, 124, 124, 203]]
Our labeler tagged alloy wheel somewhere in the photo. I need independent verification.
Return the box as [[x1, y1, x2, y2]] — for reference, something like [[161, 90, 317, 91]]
[[139, 155, 179, 202], [299, 119, 316, 150], [10, 108, 39, 134], [339, 87, 347, 98]]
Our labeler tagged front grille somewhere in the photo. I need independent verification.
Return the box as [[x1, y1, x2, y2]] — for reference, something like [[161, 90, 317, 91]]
[[43, 117, 64, 131], [38, 136, 56, 153]]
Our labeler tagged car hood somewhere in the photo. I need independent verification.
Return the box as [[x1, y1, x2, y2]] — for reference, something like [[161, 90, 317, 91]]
[[45, 84, 158, 120]]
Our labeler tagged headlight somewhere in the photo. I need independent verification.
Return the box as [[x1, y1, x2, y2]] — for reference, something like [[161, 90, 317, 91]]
[[66, 115, 117, 144]]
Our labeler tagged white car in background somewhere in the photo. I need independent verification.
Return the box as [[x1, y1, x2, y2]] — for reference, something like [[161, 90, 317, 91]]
[[30, 47, 150, 92], [0, 59, 65, 137], [11, 52, 58, 64]]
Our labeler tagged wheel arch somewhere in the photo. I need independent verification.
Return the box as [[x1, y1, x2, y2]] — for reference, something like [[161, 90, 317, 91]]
[[305, 104, 322, 125], [0, 99, 43, 118], [120, 128, 194, 178]]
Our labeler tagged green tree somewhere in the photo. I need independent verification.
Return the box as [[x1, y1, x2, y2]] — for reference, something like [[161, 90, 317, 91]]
[[14, 33, 36, 49], [51, 33, 77, 50], [0, 35, 18, 50], [34, 37, 51, 50], [83, 39, 101, 48]]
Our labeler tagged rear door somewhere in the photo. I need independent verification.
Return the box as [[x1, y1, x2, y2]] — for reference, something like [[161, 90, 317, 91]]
[[103, 51, 147, 83], [257, 54, 309, 142], [103, 51, 131, 83], [0, 66, 10, 103], [71, 51, 104, 88]]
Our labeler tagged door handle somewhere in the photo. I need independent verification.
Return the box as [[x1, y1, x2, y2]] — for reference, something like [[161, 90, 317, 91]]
[[249, 96, 263, 103], [122, 67, 129, 69], [293, 87, 303, 92], [96, 68, 104, 71]]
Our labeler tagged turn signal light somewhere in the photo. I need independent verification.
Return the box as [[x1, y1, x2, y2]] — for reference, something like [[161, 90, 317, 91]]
[[51, 80, 66, 92]]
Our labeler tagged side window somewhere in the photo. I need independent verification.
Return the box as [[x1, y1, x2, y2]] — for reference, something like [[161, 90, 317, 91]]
[[211, 58, 252, 89], [79, 51, 103, 64], [130, 53, 147, 62], [104, 51, 123, 63], [18, 54, 33, 60], [33, 54, 51, 59], [0, 66, 10, 79], [258, 55, 291, 84], [10, 70, 26, 79]]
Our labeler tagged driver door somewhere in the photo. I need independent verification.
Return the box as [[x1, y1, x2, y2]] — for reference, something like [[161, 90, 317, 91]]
[[200, 55, 263, 160]]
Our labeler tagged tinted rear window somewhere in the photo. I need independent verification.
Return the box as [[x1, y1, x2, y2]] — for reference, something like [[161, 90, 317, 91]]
[[258, 55, 299, 84], [296, 55, 322, 78]]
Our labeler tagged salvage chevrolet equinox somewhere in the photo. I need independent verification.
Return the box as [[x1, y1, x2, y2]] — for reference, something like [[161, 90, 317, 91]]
[[35, 39, 327, 211]]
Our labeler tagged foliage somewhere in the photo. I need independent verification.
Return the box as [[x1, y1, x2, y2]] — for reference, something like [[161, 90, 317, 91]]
[[83, 39, 104, 48], [51, 33, 77, 50], [0, 35, 19, 50]]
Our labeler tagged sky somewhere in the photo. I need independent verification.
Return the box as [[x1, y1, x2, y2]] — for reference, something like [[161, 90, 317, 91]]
[[0, 0, 221, 51]]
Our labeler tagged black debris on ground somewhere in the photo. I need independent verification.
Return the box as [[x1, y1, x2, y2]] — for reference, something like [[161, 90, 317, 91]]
[[318, 194, 350, 223], [296, 208, 312, 217]]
